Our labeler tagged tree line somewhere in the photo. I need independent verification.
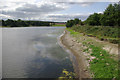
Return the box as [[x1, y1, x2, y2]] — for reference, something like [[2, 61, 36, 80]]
[[66, 3, 120, 27], [1, 19, 51, 27]]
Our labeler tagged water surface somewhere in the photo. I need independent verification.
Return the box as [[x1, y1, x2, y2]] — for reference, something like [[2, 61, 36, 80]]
[[0, 28, 2, 79], [2, 27, 74, 78]]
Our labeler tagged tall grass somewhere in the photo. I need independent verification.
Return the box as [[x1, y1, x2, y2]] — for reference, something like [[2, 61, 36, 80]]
[[70, 25, 119, 44]]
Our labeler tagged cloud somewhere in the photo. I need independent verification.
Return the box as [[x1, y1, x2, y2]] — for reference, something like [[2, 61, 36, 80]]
[[49, 0, 119, 7], [0, 0, 36, 11], [39, 0, 119, 2], [1, 2, 67, 20], [46, 13, 91, 22], [0, 0, 119, 22], [0, 14, 12, 20], [16, 3, 66, 13], [56, 2, 94, 7]]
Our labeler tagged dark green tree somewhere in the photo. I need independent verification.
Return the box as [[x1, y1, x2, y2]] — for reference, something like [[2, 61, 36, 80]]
[[66, 20, 74, 27], [100, 3, 120, 26], [2, 19, 51, 27], [85, 13, 101, 26], [100, 4, 115, 26], [74, 18, 79, 25]]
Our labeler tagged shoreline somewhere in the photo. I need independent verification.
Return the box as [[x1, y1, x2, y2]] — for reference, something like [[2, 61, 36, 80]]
[[59, 30, 91, 79], [59, 29, 119, 79], [58, 31, 80, 78]]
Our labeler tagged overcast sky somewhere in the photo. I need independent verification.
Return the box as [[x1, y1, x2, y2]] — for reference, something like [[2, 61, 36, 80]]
[[0, 0, 119, 22]]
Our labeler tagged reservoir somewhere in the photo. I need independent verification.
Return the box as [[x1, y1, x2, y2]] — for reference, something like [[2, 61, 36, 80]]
[[2, 27, 74, 78]]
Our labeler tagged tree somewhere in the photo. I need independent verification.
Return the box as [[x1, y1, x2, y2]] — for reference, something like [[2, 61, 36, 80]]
[[6, 19, 15, 27], [65, 2, 120, 27], [79, 19, 84, 25], [85, 13, 101, 26], [100, 3, 120, 26], [66, 20, 74, 27], [113, 3, 120, 26], [100, 4, 115, 26], [1, 19, 51, 27], [74, 18, 79, 25]]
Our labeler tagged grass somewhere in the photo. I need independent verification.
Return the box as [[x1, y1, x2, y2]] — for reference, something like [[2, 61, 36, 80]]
[[66, 28, 79, 35], [66, 28, 104, 48], [70, 25, 119, 44], [52, 24, 66, 27], [0, 26, 10, 28], [83, 42, 119, 78], [66, 28, 119, 79]]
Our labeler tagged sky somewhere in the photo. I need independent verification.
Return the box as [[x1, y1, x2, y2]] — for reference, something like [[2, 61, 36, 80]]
[[0, 0, 119, 22]]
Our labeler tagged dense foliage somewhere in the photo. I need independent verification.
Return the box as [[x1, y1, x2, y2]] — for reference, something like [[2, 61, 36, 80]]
[[100, 4, 120, 26], [66, 18, 83, 27], [71, 25, 119, 44], [66, 3, 120, 27], [2, 19, 50, 27], [85, 13, 102, 26]]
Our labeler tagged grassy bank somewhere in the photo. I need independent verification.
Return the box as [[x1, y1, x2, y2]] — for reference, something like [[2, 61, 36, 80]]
[[83, 42, 118, 78], [66, 28, 119, 79], [52, 24, 66, 27], [70, 25, 119, 44]]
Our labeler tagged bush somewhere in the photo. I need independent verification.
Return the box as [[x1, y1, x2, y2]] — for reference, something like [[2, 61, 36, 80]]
[[70, 25, 119, 44]]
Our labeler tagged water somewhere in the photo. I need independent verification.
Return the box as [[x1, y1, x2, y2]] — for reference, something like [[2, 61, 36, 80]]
[[0, 28, 2, 79], [1, 27, 74, 78]]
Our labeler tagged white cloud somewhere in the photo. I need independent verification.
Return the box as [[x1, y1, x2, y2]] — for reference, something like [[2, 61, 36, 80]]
[[1, 0, 68, 20], [38, 0, 119, 2], [0, 0, 119, 22], [0, 0, 35, 11], [0, 14, 12, 19], [46, 13, 91, 22]]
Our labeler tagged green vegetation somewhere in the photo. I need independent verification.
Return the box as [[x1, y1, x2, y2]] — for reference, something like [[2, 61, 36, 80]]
[[70, 25, 119, 44], [100, 4, 120, 26], [83, 42, 118, 78], [85, 13, 102, 26], [85, 3, 120, 26], [52, 24, 66, 27], [1, 19, 66, 27], [66, 3, 119, 44], [58, 69, 76, 80], [66, 18, 83, 27], [66, 3, 120, 27], [66, 29, 119, 79], [1, 19, 51, 27], [65, 2, 120, 79]]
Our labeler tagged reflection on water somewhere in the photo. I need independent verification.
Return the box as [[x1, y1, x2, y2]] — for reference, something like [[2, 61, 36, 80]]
[[2, 27, 74, 78]]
